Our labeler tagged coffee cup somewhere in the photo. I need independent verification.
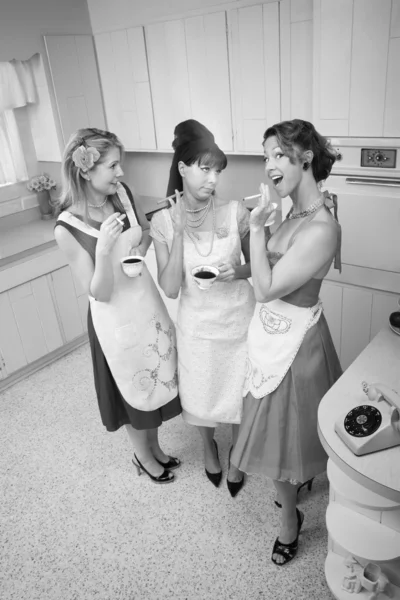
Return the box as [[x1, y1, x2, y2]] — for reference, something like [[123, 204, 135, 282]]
[[120, 255, 144, 277], [361, 563, 381, 593], [191, 266, 219, 290]]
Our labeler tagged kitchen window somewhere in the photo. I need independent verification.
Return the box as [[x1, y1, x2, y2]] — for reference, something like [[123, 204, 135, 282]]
[[0, 109, 28, 186]]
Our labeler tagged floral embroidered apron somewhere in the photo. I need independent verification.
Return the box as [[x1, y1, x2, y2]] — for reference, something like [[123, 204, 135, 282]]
[[163, 201, 255, 423], [58, 185, 178, 411], [243, 298, 322, 399]]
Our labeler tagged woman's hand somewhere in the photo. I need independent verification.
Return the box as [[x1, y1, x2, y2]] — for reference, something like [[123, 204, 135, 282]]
[[217, 263, 236, 282], [170, 189, 186, 235], [96, 212, 126, 256], [249, 183, 275, 233]]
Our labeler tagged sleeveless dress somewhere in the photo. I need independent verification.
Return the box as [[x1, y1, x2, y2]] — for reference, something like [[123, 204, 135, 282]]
[[231, 206, 343, 483], [55, 183, 181, 432], [150, 200, 255, 426]]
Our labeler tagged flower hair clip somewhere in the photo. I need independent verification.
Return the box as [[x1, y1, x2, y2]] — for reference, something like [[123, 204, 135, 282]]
[[72, 145, 100, 172]]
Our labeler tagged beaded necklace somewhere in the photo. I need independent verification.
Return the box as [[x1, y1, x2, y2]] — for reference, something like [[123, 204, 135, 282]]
[[185, 197, 216, 257], [287, 196, 325, 220]]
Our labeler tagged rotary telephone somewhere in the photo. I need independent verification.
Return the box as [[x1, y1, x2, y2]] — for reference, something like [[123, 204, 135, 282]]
[[335, 382, 400, 456]]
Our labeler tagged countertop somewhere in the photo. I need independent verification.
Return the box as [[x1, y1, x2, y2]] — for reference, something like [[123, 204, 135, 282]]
[[318, 325, 400, 502], [0, 195, 164, 271]]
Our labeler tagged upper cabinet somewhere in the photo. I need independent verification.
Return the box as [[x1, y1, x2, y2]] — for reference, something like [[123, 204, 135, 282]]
[[45, 35, 106, 145], [146, 12, 233, 151], [313, 0, 399, 137], [227, 2, 281, 152], [280, 0, 314, 122], [94, 28, 157, 150]]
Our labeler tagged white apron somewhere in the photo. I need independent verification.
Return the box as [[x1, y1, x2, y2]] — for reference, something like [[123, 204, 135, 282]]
[[244, 298, 322, 399], [163, 201, 255, 423], [58, 185, 178, 411]]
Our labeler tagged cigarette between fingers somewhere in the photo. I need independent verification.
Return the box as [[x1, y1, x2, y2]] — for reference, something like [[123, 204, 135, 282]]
[[243, 193, 262, 201], [157, 191, 184, 204], [115, 217, 124, 226]]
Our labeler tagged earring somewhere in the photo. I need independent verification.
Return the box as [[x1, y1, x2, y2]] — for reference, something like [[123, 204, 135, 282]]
[[303, 162, 310, 171]]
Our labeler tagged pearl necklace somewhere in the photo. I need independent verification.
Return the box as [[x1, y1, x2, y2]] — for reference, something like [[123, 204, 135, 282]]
[[185, 199, 211, 214], [88, 197, 108, 209], [186, 199, 212, 228], [287, 197, 325, 220], [185, 197, 216, 257]]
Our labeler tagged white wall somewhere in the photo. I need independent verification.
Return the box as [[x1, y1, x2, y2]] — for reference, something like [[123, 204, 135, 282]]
[[87, 0, 277, 34], [0, 0, 92, 61], [123, 152, 268, 202]]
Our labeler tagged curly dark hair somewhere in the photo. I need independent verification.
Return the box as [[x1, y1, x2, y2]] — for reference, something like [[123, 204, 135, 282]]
[[263, 119, 339, 182]]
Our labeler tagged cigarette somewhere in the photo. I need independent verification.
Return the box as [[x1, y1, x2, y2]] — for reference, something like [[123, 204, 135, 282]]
[[243, 193, 262, 201], [116, 217, 124, 225], [157, 191, 184, 205]]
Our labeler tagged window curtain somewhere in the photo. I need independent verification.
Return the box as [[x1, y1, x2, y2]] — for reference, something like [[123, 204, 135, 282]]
[[0, 55, 37, 185], [0, 110, 28, 185], [0, 56, 37, 113]]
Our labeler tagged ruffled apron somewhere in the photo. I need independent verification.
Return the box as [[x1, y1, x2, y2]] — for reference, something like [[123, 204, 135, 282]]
[[58, 185, 178, 411]]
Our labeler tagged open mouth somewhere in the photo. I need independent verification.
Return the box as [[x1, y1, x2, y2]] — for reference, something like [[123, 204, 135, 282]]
[[271, 175, 283, 187]]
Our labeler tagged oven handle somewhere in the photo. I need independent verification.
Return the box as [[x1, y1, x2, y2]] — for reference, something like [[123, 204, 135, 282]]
[[345, 177, 400, 187]]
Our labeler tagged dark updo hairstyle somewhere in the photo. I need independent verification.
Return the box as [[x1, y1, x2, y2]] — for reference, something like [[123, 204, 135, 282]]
[[263, 119, 339, 183], [166, 120, 226, 196]]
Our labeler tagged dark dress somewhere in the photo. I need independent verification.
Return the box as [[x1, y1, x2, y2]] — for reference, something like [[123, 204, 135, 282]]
[[231, 208, 343, 483], [55, 184, 181, 431]]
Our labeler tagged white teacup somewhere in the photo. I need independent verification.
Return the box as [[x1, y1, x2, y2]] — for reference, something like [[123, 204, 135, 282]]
[[120, 255, 144, 277], [191, 266, 219, 290]]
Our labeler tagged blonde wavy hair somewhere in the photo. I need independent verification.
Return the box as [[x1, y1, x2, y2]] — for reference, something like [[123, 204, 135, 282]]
[[54, 127, 124, 220]]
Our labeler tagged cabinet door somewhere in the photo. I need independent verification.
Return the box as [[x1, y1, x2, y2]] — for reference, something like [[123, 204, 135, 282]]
[[280, 0, 313, 122], [50, 266, 84, 343], [370, 291, 399, 340], [348, 0, 392, 136], [3, 276, 64, 368], [320, 282, 343, 358], [340, 287, 373, 370], [45, 35, 106, 144], [313, 0, 393, 137], [228, 2, 280, 152], [0, 291, 28, 376], [95, 28, 156, 150], [146, 13, 232, 151]]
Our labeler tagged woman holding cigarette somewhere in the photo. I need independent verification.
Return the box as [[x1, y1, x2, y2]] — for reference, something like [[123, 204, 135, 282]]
[[54, 128, 181, 484], [231, 119, 342, 564], [150, 124, 255, 495]]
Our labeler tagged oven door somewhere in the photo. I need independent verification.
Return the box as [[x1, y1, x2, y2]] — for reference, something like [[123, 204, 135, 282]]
[[324, 175, 400, 273]]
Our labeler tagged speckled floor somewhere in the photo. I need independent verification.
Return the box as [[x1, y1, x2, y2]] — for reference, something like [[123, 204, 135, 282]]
[[0, 344, 333, 600]]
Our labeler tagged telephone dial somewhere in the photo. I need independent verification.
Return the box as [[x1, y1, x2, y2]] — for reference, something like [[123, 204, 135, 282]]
[[335, 382, 400, 455]]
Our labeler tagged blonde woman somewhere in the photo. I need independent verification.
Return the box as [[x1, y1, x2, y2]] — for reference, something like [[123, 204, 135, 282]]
[[54, 128, 181, 484]]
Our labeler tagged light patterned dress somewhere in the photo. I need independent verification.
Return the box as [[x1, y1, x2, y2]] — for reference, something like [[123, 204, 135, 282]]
[[150, 200, 255, 426]]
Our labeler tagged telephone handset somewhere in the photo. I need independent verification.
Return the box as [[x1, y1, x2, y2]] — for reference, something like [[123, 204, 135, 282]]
[[335, 382, 400, 456]]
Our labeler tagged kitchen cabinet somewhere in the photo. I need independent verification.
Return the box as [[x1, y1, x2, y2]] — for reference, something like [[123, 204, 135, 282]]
[[280, 0, 314, 122], [45, 35, 106, 145], [313, 0, 398, 137], [227, 2, 281, 152], [94, 28, 156, 150], [320, 281, 399, 371], [145, 11, 232, 151], [0, 275, 64, 378], [0, 254, 88, 392]]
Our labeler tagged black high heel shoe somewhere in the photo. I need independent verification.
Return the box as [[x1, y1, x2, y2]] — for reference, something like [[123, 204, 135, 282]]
[[274, 478, 314, 508], [227, 446, 245, 498], [155, 456, 181, 470], [271, 508, 304, 566], [132, 454, 174, 484], [205, 440, 222, 488]]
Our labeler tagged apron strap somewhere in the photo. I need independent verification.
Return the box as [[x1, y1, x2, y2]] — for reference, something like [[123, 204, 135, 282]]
[[57, 211, 100, 238], [116, 183, 139, 228]]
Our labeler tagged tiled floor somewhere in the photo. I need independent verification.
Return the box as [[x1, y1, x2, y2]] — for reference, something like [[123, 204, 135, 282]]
[[0, 344, 333, 600]]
